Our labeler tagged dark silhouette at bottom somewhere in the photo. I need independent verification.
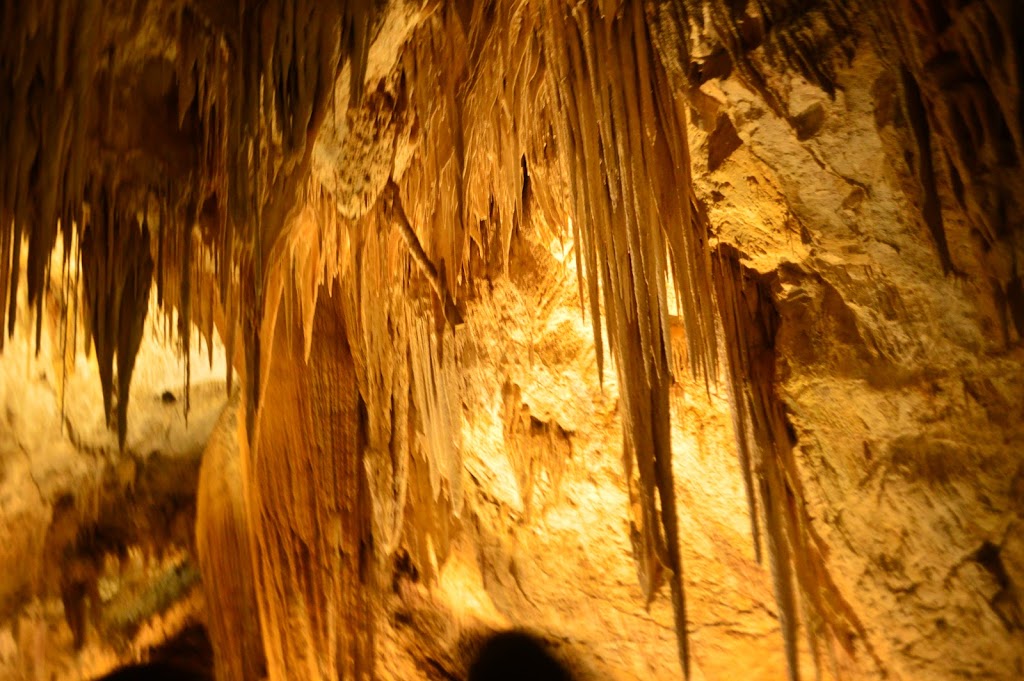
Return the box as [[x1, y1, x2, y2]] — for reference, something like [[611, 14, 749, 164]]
[[93, 662, 207, 681], [93, 626, 576, 680], [92, 624, 213, 681], [468, 631, 574, 681]]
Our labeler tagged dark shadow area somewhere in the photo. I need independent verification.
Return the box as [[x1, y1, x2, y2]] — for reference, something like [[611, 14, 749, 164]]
[[468, 630, 574, 681], [93, 662, 207, 681], [92, 623, 213, 681]]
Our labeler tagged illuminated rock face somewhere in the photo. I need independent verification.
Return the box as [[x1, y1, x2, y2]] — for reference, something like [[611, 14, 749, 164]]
[[1, 2, 1023, 681]]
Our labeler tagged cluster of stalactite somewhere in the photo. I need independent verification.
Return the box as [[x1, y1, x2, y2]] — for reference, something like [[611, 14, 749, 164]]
[[536, 4, 720, 676], [168, 0, 375, 438], [0, 0, 375, 437], [2, 2, 377, 679], [502, 381, 572, 519], [660, 0, 856, 114], [337, 196, 464, 574], [0, 2, 101, 351], [325, 3, 718, 675], [877, 0, 1024, 343], [0, 1, 853, 679], [80, 189, 154, 448], [664, 0, 1024, 339], [5, 1, 1024, 680], [713, 245, 884, 680]]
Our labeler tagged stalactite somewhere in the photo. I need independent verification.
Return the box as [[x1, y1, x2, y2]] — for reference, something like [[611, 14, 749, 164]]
[[677, 0, 856, 115], [0, 1, 101, 346], [79, 189, 154, 449], [534, 3, 723, 676], [501, 381, 572, 519], [338, 203, 413, 557], [385, 180, 463, 325], [875, 0, 1024, 326], [408, 308, 465, 514], [712, 244, 882, 681], [900, 66, 956, 274]]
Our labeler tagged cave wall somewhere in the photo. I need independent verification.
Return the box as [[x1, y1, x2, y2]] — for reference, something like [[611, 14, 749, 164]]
[[687, 42, 1024, 678]]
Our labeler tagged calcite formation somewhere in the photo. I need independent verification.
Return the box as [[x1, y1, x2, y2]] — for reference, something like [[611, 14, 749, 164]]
[[0, 1, 1022, 680]]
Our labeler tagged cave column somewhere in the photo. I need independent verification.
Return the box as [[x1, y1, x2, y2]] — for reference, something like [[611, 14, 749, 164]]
[[240, 279, 372, 681]]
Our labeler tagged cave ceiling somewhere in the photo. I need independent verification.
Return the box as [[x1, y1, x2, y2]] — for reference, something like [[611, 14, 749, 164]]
[[1, 0, 1023, 679]]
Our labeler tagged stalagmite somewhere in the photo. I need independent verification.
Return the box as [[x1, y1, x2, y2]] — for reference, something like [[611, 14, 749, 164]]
[[196, 393, 265, 681]]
